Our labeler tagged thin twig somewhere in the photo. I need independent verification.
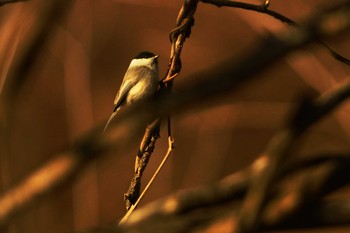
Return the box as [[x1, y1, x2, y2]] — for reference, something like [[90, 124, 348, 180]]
[[120, 137, 175, 225], [201, 0, 350, 65]]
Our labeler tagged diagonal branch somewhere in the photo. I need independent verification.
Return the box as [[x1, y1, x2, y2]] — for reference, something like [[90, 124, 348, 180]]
[[94, 154, 350, 233], [1, 0, 350, 226], [201, 0, 296, 25], [0, 0, 26, 6], [1, 0, 74, 99], [236, 83, 350, 232], [201, 0, 350, 65]]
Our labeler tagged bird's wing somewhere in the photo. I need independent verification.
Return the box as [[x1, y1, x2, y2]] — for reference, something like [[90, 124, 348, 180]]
[[104, 79, 134, 133], [103, 111, 117, 133], [113, 79, 134, 111]]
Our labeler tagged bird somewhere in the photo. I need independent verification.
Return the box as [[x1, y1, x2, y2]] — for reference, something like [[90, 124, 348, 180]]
[[103, 51, 159, 133]]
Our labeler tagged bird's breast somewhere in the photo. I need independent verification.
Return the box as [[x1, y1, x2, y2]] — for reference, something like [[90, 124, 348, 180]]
[[127, 78, 157, 104]]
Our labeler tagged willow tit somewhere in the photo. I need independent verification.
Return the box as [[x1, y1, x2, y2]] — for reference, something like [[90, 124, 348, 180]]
[[104, 51, 159, 132]]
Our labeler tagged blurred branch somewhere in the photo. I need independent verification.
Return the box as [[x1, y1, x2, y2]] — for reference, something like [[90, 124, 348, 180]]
[[1, 0, 350, 228], [121, 79, 350, 232], [0, 152, 82, 224], [262, 156, 350, 229], [0, 0, 26, 6], [96, 198, 350, 232], [81, 154, 350, 233], [237, 83, 350, 232], [0, 103, 152, 225], [0, 0, 74, 224], [1, 0, 73, 100]]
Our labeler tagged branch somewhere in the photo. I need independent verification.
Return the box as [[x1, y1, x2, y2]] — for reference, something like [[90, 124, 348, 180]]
[[162, 0, 199, 83], [201, 0, 350, 65], [201, 0, 296, 25], [122, 0, 199, 211], [123, 78, 350, 231], [81, 154, 350, 233], [1, 0, 350, 226], [120, 136, 174, 224], [1, 0, 74, 100], [237, 79, 350, 232], [0, 0, 26, 6], [123, 119, 161, 211], [0, 152, 81, 224], [86, 198, 350, 232]]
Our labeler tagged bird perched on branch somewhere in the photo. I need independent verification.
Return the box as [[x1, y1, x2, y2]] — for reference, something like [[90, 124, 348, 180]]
[[104, 51, 159, 133]]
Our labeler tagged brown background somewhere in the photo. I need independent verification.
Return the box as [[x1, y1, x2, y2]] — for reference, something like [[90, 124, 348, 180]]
[[0, 0, 350, 232]]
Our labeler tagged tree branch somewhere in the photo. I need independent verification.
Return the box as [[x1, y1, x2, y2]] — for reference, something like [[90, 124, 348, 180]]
[[237, 83, 350, 233], [1, 0, 350, 227], [122, 0, 199, 211], [201, 0, 350, 65], [0, 0, 26, 6], [80, 154, 350, 233]]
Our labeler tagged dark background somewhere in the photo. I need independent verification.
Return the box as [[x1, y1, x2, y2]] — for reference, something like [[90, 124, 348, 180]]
[[0, 0, 349, 232]]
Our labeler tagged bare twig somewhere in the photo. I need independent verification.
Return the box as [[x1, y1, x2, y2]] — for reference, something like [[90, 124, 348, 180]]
[[201, 0, 297, 25], [123, 119, 161, 211], [162, 0, 199, 83], [1, 0, 350, 226], [123, 0, 199, 211], [201, 0, 350, 65], [120, 137, 174, 224]]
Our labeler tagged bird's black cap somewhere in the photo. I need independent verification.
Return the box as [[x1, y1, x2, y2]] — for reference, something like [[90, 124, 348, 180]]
[[134, 51, 157, 59]]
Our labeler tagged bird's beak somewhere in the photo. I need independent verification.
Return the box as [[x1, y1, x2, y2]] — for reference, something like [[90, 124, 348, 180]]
[[154, 55, 159, 59]]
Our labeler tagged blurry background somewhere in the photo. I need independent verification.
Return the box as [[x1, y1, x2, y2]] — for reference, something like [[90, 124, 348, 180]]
[[0, 0, 350, 232]]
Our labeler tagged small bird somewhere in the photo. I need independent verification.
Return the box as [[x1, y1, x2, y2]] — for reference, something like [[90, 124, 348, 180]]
[[104, 51, 159, 133]]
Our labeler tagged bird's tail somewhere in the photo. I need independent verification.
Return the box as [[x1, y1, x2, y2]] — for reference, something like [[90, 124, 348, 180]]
[[103, 111, 117, 133]]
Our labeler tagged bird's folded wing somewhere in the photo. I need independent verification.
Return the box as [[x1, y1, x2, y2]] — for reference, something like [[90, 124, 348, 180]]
[[114, 80, 134, 110]]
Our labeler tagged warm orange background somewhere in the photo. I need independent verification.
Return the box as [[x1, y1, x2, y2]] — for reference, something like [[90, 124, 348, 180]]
[[0, 0, 349, 232]]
